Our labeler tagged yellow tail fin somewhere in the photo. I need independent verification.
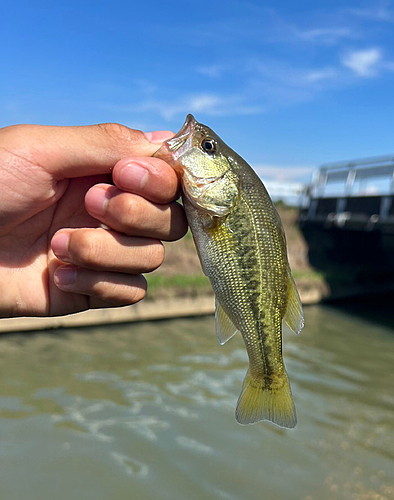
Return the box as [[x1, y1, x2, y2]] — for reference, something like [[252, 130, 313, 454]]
[[235, 370, 297, 428]]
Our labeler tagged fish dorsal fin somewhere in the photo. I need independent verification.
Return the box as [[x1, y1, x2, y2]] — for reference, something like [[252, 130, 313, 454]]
[[215, 298, 239, 345], [284, 273, 304, 335]]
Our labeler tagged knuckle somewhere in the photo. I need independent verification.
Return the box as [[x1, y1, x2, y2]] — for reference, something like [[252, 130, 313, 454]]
[[0, 124, 27, 137], [130, 279, 147, 303], [69, 230, 102, 267], [92, 275, 147, 305], [146, 241, 165, 271], [120, 193, 139, 228], [0, 125, 42, 162], [107, 192, 142, 233], [95, 123, 145, 147]]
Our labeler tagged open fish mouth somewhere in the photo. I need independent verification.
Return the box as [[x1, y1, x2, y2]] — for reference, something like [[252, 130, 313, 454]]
[[167, 114, 196, 153], [154, 114, 197, 169]]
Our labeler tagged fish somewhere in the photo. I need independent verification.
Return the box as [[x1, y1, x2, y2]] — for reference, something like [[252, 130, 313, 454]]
[[154, 114, 304, 427]]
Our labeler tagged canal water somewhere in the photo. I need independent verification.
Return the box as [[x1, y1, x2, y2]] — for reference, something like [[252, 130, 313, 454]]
[[0, 302, 393, 500]]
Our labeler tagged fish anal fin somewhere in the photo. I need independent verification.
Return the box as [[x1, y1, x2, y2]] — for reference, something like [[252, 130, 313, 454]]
[[235, 370, 297, 428], [284, 273, 304, 335], [215, 299, 239, 345]]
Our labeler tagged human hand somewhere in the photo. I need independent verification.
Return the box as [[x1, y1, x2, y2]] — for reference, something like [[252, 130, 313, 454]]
[[0, 123, 187, 318]]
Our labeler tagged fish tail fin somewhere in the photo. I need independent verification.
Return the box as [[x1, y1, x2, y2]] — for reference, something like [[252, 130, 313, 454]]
[[235, 369, 297, 428]]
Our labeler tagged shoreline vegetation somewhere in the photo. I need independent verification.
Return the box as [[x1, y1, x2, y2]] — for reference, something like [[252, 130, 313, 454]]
[[0, 204, 328, 333]]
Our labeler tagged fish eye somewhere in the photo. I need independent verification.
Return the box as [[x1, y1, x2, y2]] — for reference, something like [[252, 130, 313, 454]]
[[201, 138, 217, 155]]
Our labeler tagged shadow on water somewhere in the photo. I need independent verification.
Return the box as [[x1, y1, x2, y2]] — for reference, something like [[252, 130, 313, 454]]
[[299, 220, 394, 311], [326, 291, 394, 331]]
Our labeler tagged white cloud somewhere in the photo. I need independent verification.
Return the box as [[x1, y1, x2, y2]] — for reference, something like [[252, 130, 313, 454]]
[[183, 4, 360, 50], [304, 68, 338, 83], [247, 59, 344, 107], [263, 180, 305, 204], [345, 4, 394, 22], [251, 59, 323, 89], [251, 164, 313, 204], [294, 27, 356, 44], [158, 93, 264, 119], [341, 48, 382, 77], [107, 93, 265, 121], [254, 164, 314, 182], [188, 94, 222, 113], [99, 3, 394, 125], [196, 65, 228, 78]]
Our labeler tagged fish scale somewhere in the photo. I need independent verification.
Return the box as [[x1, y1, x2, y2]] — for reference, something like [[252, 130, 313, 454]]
[[154, 114, 304, 427]]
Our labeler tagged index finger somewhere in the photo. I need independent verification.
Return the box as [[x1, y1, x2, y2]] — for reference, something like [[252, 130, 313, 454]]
[[112, 156, 180, 204], [0, 123, 174, 180]]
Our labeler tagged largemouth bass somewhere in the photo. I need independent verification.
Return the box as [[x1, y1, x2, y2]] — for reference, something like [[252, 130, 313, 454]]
[[154, 115, 304, 427]]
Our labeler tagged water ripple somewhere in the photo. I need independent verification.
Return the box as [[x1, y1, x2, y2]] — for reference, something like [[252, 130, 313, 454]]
[[175, 436, 214, 455], [124, 416, 170, 441], [109, 451, 149, 477], [0, 310, 393, 500]]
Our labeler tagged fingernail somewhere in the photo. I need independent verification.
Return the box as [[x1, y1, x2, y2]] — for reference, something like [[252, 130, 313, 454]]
[[54, 266, 77, 287], [119, 162, 149, 190], [144, 131, 174, 144], [86, 186, 109, 217], [51, 232, 70, 262]]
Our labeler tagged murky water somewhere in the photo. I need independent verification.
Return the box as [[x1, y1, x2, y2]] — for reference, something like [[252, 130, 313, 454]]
[[0, 303, 393, 500]]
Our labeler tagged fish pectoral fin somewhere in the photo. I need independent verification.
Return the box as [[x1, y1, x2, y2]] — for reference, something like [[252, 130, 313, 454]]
[[284, 272, 304, 335], [192, 234, 209, 276], [215, 299, 239, 345]]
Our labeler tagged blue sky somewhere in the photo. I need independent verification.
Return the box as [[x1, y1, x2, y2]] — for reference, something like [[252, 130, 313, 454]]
[[2, 0, 394, 188]]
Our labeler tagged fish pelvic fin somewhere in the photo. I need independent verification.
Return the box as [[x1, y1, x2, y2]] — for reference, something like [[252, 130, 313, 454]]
[[284, 272, 304, 335], [215, 298, 239, 345], [235, 369, 297, 428]]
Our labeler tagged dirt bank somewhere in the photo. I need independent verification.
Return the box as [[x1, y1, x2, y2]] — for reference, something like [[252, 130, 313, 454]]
[[146, 204, 328, 304]]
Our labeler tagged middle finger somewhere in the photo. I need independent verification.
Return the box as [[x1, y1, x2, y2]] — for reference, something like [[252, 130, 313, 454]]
[[85, 184, 187, 241]]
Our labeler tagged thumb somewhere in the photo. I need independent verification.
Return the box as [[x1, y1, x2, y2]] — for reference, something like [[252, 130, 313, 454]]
[[3, 123, 174, 179]]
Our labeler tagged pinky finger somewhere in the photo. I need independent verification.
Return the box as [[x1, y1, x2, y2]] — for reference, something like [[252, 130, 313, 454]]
[[53, 266, 147, 306]]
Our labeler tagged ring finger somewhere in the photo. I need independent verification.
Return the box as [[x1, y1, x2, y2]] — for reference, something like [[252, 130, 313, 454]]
[[51, 228, 165, 274]]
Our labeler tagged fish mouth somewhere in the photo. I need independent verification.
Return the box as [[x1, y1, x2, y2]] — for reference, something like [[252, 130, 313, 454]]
[[166, 114, 196, 152], [153, 114, 197, 170]]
